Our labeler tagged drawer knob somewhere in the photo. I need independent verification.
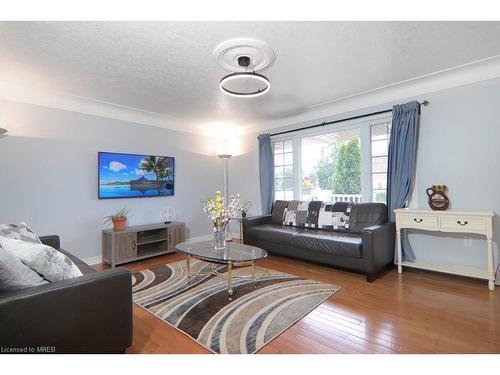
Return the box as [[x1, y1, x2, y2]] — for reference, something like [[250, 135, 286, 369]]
[[413, 218, 423, 223], [457, 220, 468, 226]]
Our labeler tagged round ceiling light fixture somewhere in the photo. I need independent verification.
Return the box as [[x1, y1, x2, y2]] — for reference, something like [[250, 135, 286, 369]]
[[219, 55, 270, 98]]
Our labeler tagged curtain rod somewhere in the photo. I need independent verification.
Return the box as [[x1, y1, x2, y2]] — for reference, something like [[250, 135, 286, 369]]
[[269, 100, 430, 137]]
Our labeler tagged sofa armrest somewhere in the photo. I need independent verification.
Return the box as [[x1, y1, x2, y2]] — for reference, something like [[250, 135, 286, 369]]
[[0, 267, 132, 353], [242, 214, 272, 243], [39, 235, 60, 250], [244, 214, 272, 225], [361, 222, 395, 281]]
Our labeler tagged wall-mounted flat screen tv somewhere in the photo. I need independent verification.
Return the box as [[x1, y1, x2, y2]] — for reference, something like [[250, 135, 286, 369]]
[[98, 152, 175, 199]]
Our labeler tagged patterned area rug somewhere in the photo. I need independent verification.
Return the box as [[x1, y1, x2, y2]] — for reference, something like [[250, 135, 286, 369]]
[[132, 259, 340, 354]]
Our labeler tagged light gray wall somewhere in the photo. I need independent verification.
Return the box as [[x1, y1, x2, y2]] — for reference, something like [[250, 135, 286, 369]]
[[0, 100, 222, 260], [229, 132, 262, 216], [409, 78, 499, 272], [223, 131, 262, 236], [235, 78, 500, 282]]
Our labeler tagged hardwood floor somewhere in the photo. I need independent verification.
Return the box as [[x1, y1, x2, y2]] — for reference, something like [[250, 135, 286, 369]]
[[95, 251, 500, 354]]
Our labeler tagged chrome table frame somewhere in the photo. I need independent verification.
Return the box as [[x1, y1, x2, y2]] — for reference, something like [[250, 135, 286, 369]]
[[185, 254, 260, 296]]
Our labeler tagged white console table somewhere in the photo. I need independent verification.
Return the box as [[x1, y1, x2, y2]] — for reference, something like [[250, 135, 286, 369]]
[[394, 208, 495, 291]]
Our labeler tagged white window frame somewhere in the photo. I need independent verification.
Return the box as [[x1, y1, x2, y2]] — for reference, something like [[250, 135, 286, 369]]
[[370, 121, 392, 204], [271, 113, 392, 202], [271, 138, 295, 201]]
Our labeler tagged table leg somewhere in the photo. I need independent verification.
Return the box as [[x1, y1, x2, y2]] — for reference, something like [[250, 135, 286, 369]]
[[487, 237, 495, 291], [252, 262, 256, 287], [396, 228, 402, 274], [186, 254, 191, 284], [227, 261, 233, 296]]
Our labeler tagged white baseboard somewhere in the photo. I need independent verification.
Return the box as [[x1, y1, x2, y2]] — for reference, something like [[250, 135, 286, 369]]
[[83, 255, 103, 265]]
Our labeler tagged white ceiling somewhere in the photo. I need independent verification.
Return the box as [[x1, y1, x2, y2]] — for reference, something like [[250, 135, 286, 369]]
[[1, 21, 500, 134]]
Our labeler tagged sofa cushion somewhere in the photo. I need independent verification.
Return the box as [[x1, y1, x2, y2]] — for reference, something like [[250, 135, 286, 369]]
[[59, 249, 96, 275], [318, 202, 352, 231], [306, 201, 323, 227], [0, 247, 48, 290], [349, 203, 387, 232], [271, 200, 289, 224], [0, 236, 83, 282], [271, 201, 387, 234], [0, 223, 41, 245], [283, 200, 304, 226], [283, 201, 323, 228], [293, 230, 362, 258], [246, 224, 299, 246]]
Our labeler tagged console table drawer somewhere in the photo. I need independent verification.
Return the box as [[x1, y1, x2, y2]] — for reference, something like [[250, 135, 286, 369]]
[[440, 215, 487, 232], [399, 214, 438, 227]]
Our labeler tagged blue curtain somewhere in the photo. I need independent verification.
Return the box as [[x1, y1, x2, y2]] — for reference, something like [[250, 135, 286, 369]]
[[387, 101, 420, 262], [258, 134, 274, 215]]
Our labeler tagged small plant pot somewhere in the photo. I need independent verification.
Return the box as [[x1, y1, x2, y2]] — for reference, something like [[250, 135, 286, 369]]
[[112, 217, 127, 230]]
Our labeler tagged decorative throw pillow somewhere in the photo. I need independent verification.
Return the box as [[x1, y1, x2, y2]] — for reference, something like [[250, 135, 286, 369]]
[[0, 247, 48, 290], [305, 200, 323, 228], [283, 200, 300, 226], [0, 236, 83, 282], [0, 223, 41, 244], [344, 205, 352, 229], [283, 200, 309, 227], [283, 201, 324, 228], [271, 200, 289, 224], [283, 209, 296, 226], [295, 201, 309, 227], [318, 202, 352, 231]]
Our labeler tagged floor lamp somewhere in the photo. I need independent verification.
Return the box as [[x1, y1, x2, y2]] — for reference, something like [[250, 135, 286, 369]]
[[217, 153, 232, 241]]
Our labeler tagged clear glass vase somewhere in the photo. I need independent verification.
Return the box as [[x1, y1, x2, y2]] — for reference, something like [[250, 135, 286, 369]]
[[213, 226, 226, 250]]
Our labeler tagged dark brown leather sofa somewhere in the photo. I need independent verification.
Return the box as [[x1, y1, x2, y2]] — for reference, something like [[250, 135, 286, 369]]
[[0, 235, 133, 353], [243, 202, 395, 281]]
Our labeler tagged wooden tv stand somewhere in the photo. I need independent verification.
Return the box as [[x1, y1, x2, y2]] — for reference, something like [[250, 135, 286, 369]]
[[102, 222, 186, 267]]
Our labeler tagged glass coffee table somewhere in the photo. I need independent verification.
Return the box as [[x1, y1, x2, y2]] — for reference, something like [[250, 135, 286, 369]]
[[175, 240, 268, 296]]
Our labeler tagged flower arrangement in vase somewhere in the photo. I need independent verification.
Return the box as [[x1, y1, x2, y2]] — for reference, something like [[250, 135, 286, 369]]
[[202, 191, 244, 250]]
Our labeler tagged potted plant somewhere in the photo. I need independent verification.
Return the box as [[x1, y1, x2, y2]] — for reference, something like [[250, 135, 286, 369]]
[[104, 208, 130, 230], [241, 200, 252, 219]]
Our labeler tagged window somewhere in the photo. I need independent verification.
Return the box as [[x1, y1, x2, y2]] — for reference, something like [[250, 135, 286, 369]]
[[273, 140, 294, 201], [301, 128, 361, 203], [272, 115, 392, 204], [371, 123, 391, 203]]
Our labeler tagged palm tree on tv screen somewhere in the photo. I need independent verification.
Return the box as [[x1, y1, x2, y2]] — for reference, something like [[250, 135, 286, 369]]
[[158, 159, 174, 182], [140, 156, 172, 182], [140, 156, 162, 181]]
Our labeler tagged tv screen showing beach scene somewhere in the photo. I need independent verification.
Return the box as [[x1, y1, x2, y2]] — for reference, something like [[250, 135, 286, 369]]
[[98, 152, 175, 199]]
